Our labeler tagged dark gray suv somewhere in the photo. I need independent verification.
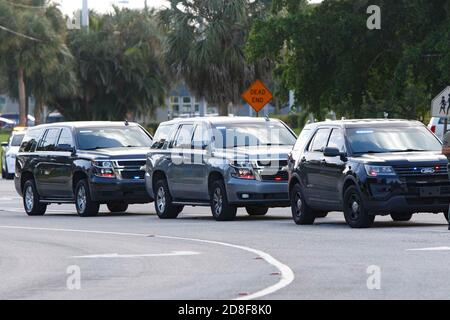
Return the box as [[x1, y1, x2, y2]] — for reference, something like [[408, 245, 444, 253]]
[[144, 117, 297, 221]]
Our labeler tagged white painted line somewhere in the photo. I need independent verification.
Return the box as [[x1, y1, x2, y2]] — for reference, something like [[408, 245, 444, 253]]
[[407, 247, 450, 252], [157, 235, 295, 301], [72, 251, 200, 259], [0, 225, 294, 300]]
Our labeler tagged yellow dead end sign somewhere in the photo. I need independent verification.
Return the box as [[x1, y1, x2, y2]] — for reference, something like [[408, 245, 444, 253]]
[[241, 80, 273, 114]]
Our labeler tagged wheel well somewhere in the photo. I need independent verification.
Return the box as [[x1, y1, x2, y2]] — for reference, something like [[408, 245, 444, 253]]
[[152, 170, 167, 191], [21, 171, 34, 192], [73, 171, 88, 192], [289, 177, 300, 195], [208, 171, 224, 192], [342, 179, 356, 196]]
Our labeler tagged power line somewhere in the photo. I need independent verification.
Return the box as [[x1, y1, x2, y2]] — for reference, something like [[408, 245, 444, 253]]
[[0, 24, 42, 42], [4, 1, 47, 10]]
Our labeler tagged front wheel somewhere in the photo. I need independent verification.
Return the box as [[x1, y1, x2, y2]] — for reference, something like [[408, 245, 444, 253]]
[[210, 180, 237, 221], [154, 179, 183, 219], [290, 183, 316, 225], [75, 180, 100, 217], [391, 213, 413, 222], [23, 180, 47, 216], [107, 202, 128, 213], [246, 206, 269, 216], [343, 186, 375, 228]]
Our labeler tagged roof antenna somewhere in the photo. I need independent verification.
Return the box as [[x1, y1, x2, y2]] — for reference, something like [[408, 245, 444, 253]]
[[124, 119, 129, 126]]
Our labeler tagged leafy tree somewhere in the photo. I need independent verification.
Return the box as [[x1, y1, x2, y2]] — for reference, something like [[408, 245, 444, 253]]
[[247, 0, 450, 120], [160, 0, 272, 116], [51, 8, 169, 121], [0, 0, 69, 125]]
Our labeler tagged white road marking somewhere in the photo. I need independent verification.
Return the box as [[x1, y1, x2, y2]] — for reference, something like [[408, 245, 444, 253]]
[[72, 251, 200, 259], [0, 225, 294, 300], [407, 247, 450, 252]]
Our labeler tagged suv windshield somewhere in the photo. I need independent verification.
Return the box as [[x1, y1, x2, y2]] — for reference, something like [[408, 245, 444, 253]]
[[348, 126, 442, 154], [212, 122, 296, 149], [77, 126, 152, 150]]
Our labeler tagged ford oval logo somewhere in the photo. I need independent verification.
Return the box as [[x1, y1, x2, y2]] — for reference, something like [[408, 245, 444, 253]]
[[421, 168, 435, 174]]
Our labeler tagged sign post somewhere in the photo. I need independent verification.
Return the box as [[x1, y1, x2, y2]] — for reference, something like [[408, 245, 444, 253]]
[[431, 86, 450, 134], [241, 80, 273, 116]]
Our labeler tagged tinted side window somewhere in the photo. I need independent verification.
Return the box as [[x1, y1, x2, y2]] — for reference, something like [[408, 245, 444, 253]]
[[173, 124, 194, 149], [327, 129, 346, 152], [192, 124, 210, 149], [152, 124, 174, 149], [294, 129, 311, 151], [37, 128, 61, 152], [56, 128, 74, 150], [309, 128, 331, 152], [20, 129, 44, 152]]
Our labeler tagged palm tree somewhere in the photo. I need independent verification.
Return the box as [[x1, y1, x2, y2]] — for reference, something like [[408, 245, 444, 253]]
[[160, 0, 271, 116], [53, 8, 169, 121], [0, 0, 69, 126]]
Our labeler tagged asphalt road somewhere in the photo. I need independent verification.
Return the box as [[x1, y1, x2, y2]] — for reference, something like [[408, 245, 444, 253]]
[[0, 179, 450, 300]]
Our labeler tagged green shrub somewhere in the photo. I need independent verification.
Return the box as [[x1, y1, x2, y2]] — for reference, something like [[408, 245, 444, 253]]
[[145, 122, 160, 135]]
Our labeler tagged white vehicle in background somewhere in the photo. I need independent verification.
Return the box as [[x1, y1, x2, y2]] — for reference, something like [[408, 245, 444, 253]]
[[1, 128, 26, 180], [428, 117, 448, 140]]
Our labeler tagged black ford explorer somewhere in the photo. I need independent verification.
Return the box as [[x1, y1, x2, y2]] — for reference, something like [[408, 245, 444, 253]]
[[288, 119, 450, 228], [15, 122, 153, 217]]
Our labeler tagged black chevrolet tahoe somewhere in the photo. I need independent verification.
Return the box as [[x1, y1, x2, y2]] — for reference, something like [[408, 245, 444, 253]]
[[15, 122, 153, 217], [288, 119, 450, 228]]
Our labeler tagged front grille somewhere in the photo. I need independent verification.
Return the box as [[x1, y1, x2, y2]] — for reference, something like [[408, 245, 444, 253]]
[[394, 165, 448, 176], [113, 159, 146, 180], [257, 160, 288, 168], [117, 160, 146, 167], [121, 170, 145, 180]]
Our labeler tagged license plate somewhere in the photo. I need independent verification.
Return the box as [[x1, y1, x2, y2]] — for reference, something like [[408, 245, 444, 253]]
[[420, 186, 441, 197]]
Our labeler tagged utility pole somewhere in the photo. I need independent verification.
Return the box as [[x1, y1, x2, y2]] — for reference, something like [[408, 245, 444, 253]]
[[81, 0, 89, 29]]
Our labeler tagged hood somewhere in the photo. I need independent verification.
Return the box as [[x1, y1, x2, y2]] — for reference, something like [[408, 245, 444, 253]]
[[5, 146, 20, 156], [353, 151, 448, 166], [77, 147, 150, 160], [213, 145, 293, 162]]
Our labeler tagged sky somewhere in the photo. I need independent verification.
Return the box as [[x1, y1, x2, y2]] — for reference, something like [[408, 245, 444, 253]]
[[54, 0, 322, 16]]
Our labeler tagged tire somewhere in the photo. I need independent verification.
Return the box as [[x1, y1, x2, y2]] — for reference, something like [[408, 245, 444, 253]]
[[154, 179, 183, 219], [343, 186, 375, 228], [107, 202, 128, 213], [315, 211, 329, 218], [3, 162, 13, 180], [290, 183, 316, 225], [1, 167, 6, 179], [75, 180, 100, 217], [23, 180, 47, 216], [210, 180, 237, 221], [391, 213, 413, 222], [246, 206, 269, 216]]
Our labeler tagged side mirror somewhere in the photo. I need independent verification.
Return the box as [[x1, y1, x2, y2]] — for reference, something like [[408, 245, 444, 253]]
[[1, 142, 8, 148], [323, 147, 340, 157]]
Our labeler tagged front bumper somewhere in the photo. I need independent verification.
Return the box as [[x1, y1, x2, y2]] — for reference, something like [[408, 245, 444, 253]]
[[90, 177, 153, 204], [226, 177, 290, 207], [362, 177, 450, 215]]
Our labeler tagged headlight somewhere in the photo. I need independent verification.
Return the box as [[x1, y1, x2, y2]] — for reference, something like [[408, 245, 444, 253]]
[[230, 162, 255, 180], [93, 161, 116, 178], [364, 165, 396, 177], [6, 153, 16, 159]]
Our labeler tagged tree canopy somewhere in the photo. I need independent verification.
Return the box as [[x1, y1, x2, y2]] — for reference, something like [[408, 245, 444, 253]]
[[247, 0, 450, 120]]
